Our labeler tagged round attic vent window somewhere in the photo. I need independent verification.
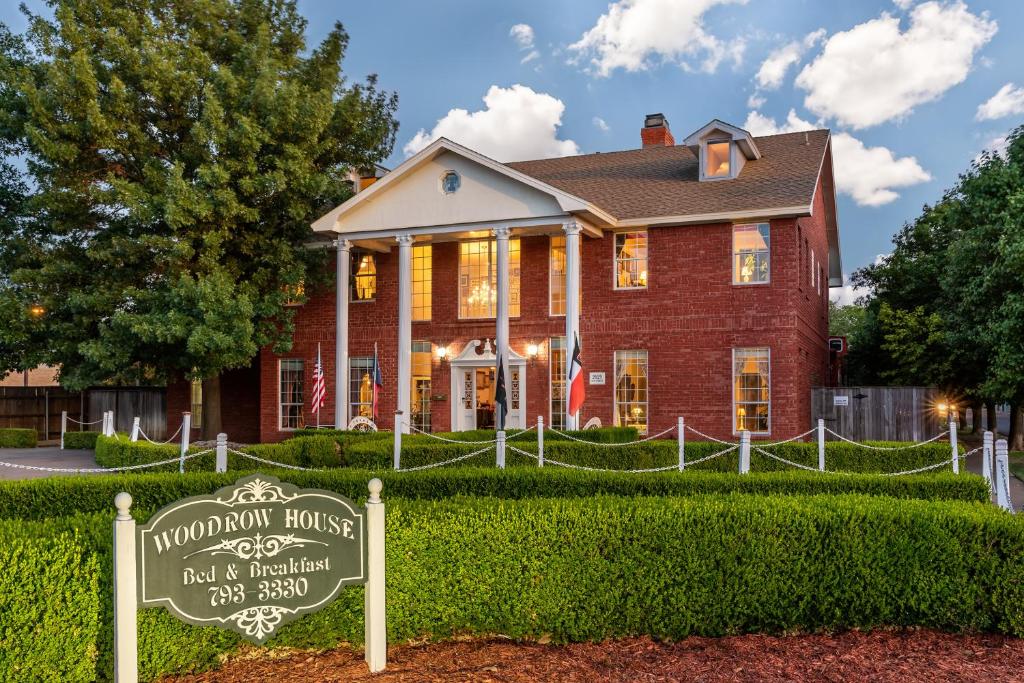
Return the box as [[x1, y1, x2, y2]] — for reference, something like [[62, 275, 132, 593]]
[[441, 170, 460, 194]]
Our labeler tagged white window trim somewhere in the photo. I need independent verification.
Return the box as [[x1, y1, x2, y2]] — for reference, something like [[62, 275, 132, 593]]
[[613, 349, 649, 435], [732, 223, 771, 286], [549, 236, 565, 317], [548, 336, 566, 429], [412, 244, 431, 322], [350, 251, 377, 304], [701, 138, 735, 182], [457, 238, 521, 320], [613, 230, 648, 291], [732, 347, 771, 436], [278, 358, 303, 432]]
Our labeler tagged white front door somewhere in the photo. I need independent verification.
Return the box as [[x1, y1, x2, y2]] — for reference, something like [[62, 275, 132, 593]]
[[459, 368, 476, 430], [449, 340, 527, 432]]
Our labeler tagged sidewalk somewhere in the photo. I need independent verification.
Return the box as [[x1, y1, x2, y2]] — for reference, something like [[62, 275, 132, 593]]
[[0, 447, 100, 480]]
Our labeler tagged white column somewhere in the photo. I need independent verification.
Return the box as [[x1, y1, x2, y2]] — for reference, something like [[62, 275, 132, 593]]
[[129, 416, 140, 442], [537, 416, 545, 467], [677, 416, 685, 471], [334, 239, 351, 430], [563, 221, 582, 430], [60, 410, 67, 450], [179, 412, 191, 474], [215, 432, 227, 473], [396, 234, 414, 434], [364, 478, 387, 672], [949, 416, 959, 475], [113, 492, 137, 683], [739, 430, 751, 474], [493, 227, 511, 430], [817, 418, 826, 471]]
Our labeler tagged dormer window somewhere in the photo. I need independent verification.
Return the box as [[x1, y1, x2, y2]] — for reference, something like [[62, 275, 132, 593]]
[[706, 141, 731, 178]]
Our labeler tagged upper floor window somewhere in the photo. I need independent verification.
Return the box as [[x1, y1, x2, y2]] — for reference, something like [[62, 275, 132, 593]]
[[459, 239, 521, 319], [351, 252, 377, 302], [733, 224, 770, 285], [706, 140, 731, 178], [282, 280, 304, 307], [614, 231, 648, 289], [441, 170, 460, 194], [412, 245, 431, 321], [550, 236, 566, 315]]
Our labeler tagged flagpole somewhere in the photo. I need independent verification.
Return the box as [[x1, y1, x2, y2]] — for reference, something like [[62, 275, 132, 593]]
[[316, 343, 321, 430]]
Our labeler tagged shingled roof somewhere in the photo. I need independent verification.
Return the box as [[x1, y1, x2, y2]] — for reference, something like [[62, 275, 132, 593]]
[[506, 128, 831, 222]]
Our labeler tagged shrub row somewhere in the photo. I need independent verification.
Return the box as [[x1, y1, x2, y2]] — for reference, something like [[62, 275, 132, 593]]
[[63, 431, 100, 450], [0, 427, 37, 448], [291, 426, 639, 445], [0, 467, 988, 521], [93, 434, 339, 472], [3, 493, 1023, 681]]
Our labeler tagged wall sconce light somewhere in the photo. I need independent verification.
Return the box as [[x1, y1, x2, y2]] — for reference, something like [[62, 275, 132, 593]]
[[435, 345, 449, 361], [526, 343, 539, 359], [29, 305, 46, 318]]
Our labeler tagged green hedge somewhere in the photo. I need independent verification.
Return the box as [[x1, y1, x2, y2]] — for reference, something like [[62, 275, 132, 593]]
[[63, 431, 100, 450], [0, 528, 99, 682], [0, 467, 988, 521], [93, 434, 339, 472], [0, 428, 37, 448], [3, 493, 1024, 680]]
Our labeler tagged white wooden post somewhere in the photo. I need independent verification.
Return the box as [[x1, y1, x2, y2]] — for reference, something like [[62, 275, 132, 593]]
[[215, 433, 227, 473], [739, 430, 751, 474], [129, 416, 140, 442], [60, 410, 67, 450], [113, 492, 137, 683], [983, 430, 994, 495], [995, 439, 1013, 512], [817, 418, 826, 472], [179, 412, 191, 474], [496, 430, 506, 469], [949, 417, 959, 475], [677, 416, 685, 471], [563, 221, 581, 430], [334, 239, 351, 431], [395, 234, 413, 433], [102, 411, 109, 437], [393, 412, 402, 470], [537, 416, 544, 467], [364, 478, 387, 672]]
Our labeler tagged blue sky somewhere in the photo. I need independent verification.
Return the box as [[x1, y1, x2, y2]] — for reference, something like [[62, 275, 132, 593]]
[[4, 0, 1023, 299]]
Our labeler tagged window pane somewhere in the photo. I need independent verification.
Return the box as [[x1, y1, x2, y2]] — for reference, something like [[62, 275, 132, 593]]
[[411, 340, 431, 432], [351, 253, 377, 301], [733, 348, 770, 434], [707, 141, 730, 177], [350, 357, 374, 420], [550, 336, 566, 429], [412, 245, 432, 321], [279, 359, 304, 430], [614, 350, 648, 434], [550, 236, 566, 316], [615, 232, 648, 289], [459, 239, 521, 318], [733, 224, 770, 284]]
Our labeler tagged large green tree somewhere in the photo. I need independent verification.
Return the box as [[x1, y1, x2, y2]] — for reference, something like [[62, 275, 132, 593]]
[[0, 0, 397, 435]]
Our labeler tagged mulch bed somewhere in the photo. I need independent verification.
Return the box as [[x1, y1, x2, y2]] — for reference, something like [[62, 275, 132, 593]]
[[163, 630, 1024, 682]]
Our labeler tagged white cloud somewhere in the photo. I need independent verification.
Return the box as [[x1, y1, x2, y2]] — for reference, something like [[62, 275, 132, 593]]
[[754, 29, 825, 90], [830, 276, 872, 306], [510, 24, 535, 49], [593, 116, 611, 133], [403, 85, 580, 162], [893, 0, 914, 9], [742, 109, 816, 136], [796, 1, 997, 129], [974, 132, 1010, 162], [568, 0, 747, 77], [831, 132, 931, 206], [976, 83, 1024, 121], [747, 93, 766, 108], [521, 50, 540, 65]]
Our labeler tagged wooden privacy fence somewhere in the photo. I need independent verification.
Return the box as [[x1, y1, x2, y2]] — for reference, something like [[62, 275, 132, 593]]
[[811, 386, 942, 442], [0, 387, 84, 441], [89, 388, 167, 441]]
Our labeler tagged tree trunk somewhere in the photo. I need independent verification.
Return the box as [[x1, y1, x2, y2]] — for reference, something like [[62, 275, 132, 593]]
[[959, 406, 969, 433], [202, 375, 223, 441], [968, 402, 982, 433], [1010, 403, 1024, 453], [985, 401, 997, 433]]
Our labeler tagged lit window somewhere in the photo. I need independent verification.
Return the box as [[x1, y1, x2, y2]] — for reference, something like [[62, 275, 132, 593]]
[[351, 252, 377, 302], [412, 341, 432, 432], [614, 350, 648, 434], [706, 141, 730, 178], [734, 348, 770, 434], [412, 245, 432, 321], [550, 336, 566, 429], [190, 379, 203, 430], [283, 280, 304, 306], [458, 239, 520, 319], [733, 224, 770, 284], [550, 236, 566, 315], [349, 357, 374, 419], [614, 232, 647, 289], [279, 359, 304, 430]]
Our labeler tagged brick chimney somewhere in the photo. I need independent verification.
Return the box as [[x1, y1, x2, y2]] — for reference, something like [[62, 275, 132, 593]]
[[641, 113, 675, 148]]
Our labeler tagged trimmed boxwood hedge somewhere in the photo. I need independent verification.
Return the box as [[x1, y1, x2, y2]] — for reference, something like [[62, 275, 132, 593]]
[[63, 431, 100, 450], [0, 467, 988, 521], [93, 434, 339, 472], [0, 427, 37, 448], [2, 493, 1023, 681]]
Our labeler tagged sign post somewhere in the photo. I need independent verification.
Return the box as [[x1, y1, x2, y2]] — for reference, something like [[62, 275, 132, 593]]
[[113, 475, 385, 676]]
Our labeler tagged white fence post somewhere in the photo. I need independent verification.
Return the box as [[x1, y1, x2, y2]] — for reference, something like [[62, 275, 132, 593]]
[[364, 478, 387, 672], [677, 416, 685, 471], [983, 430, 994, 495], [817, 418, 826, 472], [393, 412, 402, 471], [215, 433, 227, 473], [995, 439, 1013, 512], [950, 417, 959, 475], [537, 416, 544, 468], [113, 492, 137, 683], [60, 410, 67, 450], [130, 416, 141, 442], [739, 430, 751, 474], [109, 409, 116, 436], [102, 411, 109, 437], [496, 430, 506, 469], [179, 412, 191, 474]]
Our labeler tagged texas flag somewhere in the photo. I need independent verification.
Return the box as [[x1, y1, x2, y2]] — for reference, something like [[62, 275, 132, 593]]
[[372, 342, 383, 420], [567, 333, 585, 417]]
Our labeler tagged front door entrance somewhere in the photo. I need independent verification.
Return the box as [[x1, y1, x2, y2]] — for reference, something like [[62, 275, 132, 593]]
[[450, 340, 526, 431]]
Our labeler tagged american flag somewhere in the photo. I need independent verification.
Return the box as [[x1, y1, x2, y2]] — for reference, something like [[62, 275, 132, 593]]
[[311, 343, 326, 414]]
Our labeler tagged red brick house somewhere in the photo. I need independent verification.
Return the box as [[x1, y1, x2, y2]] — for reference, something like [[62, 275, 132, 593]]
[[169, 114, 841, 443]]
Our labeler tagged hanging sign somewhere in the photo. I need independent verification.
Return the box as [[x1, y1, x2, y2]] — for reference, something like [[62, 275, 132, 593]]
[[136, 474, 366, 644]]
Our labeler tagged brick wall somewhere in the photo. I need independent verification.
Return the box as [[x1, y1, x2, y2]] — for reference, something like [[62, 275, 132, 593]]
[[167, 360, 261, 443]]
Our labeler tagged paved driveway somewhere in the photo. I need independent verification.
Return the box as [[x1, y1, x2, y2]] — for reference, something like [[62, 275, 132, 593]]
[[0, 447, 101, 480]]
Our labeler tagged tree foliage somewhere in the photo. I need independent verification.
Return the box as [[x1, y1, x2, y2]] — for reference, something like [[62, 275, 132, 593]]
[[0, 1, 398, 395]]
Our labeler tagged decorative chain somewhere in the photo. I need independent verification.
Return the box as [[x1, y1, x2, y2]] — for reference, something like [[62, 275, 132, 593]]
[[546, 424, 676, 447], [397, 444, 495, 472], [227, 448, 312, 471], [824, 427, 950, 451], [0, 449, 213, 474]]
